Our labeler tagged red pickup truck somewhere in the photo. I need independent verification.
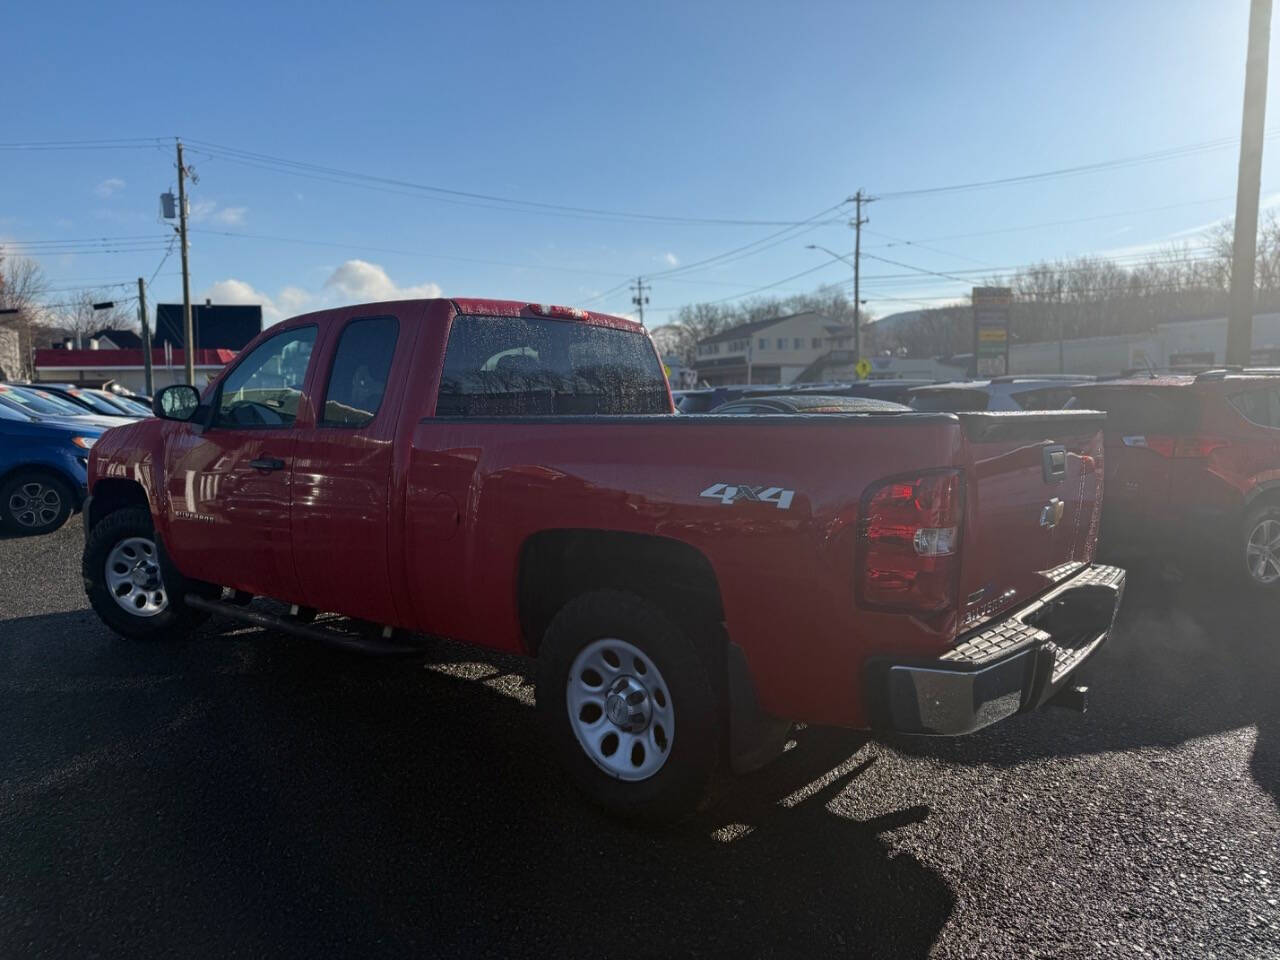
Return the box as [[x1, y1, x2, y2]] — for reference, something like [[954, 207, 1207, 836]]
[[81, 298, 1125, 820]]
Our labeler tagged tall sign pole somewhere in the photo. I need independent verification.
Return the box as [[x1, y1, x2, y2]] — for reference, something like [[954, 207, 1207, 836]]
[[1228, 0, 1273, 366], [137, 277, 154, 396], [176, 139, 196, 384]]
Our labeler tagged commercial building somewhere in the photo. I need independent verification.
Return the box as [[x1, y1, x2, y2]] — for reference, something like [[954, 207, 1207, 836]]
[[33, 346, 237, 393], [694, 312, 854, 386]]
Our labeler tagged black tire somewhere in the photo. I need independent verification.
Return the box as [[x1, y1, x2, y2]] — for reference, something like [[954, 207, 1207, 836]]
[[1241, 503, 1280, 594], [83, 506, 207, 641], [0, 470, 74, 536], [536, 589, 723, 824]]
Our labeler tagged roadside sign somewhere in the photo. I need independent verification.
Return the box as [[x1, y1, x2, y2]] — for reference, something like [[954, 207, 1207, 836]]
[[972, 287, 1012, 376], [855, 357, 872, 379]]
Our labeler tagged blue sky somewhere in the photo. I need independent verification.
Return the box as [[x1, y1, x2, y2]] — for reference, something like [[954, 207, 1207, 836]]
[[5, 0, 1278, 327]]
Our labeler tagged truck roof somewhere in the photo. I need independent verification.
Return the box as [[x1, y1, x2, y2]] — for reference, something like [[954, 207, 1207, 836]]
[[281, 298, 643, 334], [450, 298, 642, 333]]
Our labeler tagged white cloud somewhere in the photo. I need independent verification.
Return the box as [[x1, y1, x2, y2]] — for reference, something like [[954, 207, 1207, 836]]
[[201, 260, 440, 329], [323, 259, 442, 302], [663, 252, 679, 267], [212, 206, 247, 226], [94, 178, 126, 198], [189, 199, 248, 226]]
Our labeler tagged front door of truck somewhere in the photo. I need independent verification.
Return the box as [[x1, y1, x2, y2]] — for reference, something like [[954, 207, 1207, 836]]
[[162, 324, 319, 601], [290, 311, 414, 625]]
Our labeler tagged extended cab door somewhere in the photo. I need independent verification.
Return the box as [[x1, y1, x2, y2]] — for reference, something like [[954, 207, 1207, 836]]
[[161, 323, 319, 601], [289, 311, 416, 625]]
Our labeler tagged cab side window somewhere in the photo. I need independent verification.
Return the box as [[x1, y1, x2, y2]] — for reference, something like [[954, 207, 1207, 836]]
[[216, 326, 317, 428], [320, 316, 399, 427], [1230, 388, 1280, 428]]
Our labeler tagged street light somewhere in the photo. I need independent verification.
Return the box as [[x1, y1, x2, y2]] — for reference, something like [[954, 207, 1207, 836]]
[[805, 244, 866, 372]]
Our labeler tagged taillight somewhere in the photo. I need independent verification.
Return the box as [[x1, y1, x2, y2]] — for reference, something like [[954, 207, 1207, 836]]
[[857, 470, 964, 613], [1140, 435, 1231, 458]]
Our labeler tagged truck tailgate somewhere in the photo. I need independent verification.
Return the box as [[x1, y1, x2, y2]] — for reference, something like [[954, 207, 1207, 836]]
[[955, 411, 1106, 631]]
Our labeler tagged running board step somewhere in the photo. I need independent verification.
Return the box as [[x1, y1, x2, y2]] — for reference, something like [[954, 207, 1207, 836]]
[[183, 594, 427, 657]]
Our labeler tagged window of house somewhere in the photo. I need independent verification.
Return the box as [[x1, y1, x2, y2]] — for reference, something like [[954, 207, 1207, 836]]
[[758, 338, 768, 350], [777, 337, 786, 350], [794, 337, 804, 349], [435, 314, 669, 416], [320, 316, 399, 427], [812, 337, 823, 349]]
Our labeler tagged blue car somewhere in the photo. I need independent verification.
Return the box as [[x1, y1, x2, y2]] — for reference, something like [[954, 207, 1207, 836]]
[[0, 402, 107, 535]]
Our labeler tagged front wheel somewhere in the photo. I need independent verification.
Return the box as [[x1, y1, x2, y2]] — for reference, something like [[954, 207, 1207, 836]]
[[83, 506, 207, 640], [536, 590, 723, 823], [0, 471, 74, 535], [1242, 504, 1280, 593]]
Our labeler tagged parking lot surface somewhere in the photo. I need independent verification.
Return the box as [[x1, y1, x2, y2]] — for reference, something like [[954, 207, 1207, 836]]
[[1, 518, 1278, 959]]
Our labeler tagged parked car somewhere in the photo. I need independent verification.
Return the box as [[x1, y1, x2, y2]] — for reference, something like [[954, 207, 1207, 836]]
[[710, 394, 910, 414], [82, 298, 1124, 821], [25, 383, 144, 419], [909, 375, 1096, 412], [673, 385, 797, 413], [792, 379, 938, 404], [1072, 371, 1280, 591], [0, 402, 105, 534], [0, 384, 124, 429]]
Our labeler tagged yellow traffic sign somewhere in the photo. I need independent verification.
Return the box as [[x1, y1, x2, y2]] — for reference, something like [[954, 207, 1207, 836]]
[[855, 358, 872, 379]]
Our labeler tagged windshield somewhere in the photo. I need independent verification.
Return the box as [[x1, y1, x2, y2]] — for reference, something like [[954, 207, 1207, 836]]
[[0, 385, 87, 417]]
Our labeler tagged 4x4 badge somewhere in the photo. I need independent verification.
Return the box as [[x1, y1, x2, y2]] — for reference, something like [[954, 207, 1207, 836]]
[[699, 483, 795, 510]]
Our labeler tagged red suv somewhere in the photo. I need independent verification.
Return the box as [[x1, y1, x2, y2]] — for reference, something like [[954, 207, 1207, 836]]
[[1073, 372, 1280, 591]]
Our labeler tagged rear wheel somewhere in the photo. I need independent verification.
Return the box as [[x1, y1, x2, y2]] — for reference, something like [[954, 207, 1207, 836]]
[[83, 506, 207, 640], [1242, 504, 1280, 592], [0, 471, 74, 535], [536, 589, 722, 823]]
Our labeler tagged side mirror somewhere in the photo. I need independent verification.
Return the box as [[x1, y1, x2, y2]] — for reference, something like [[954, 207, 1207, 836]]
[[154, 384, 201, 422]]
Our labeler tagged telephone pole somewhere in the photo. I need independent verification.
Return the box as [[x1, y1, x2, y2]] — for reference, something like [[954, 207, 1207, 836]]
[[175, 139, 197, 384], [849, 190, 875, 371], [1228, 0, 1273, 366], [630, 277, 651, 327], [137, 277, 154, 396]]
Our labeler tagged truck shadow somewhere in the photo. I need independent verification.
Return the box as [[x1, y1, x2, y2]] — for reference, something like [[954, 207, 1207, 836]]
[[0, 609, 953, 959], [884, 563, 1280, 809]]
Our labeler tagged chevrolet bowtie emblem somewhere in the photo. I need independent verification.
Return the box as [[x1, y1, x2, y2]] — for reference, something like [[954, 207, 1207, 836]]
[[1040, 497, 1065, 528]]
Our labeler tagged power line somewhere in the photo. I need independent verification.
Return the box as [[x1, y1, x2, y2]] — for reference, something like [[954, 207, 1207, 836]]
[[184, 138, 846, 227], [877, 131, 1280, 200]]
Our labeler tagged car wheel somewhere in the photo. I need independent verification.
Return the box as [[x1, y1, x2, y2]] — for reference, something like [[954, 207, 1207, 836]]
[[83, 506, 207, 640], [0, 471, 74, 535], [1242, 504, 1280, 592], [536, 589, 722, 823]]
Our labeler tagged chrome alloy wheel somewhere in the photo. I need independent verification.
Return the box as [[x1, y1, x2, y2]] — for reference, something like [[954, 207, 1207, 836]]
[[1247, 518, 1280, 584], [567, 637, 675, 781], [105, 536, 169, 617], [7, 481, 62, 529]]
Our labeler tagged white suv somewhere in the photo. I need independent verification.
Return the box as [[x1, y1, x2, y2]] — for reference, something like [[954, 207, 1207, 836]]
[[908, 376, 1096, 412]]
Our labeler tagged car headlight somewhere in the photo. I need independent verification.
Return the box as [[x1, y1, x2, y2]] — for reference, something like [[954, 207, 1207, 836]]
[[71, 436, 97, 449]]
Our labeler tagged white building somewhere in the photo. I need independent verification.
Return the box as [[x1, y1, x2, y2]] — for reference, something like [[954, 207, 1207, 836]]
[[695, 312, 854, 386]]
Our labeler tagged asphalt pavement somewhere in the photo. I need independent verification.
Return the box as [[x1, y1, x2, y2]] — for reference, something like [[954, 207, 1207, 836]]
[[1, 518, 1277, 959]]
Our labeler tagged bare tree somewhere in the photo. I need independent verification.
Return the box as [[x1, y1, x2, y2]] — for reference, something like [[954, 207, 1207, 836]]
[[0, 251, 49, 377], [53, 290, 133, 348]]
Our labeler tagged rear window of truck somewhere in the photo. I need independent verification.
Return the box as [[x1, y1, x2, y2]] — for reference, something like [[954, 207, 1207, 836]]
[[435, 315, 670, 416], [909, 388, 989, 412]]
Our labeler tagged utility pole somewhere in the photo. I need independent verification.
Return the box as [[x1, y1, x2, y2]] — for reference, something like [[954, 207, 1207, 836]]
[[630, 276, 651, 327], [1056, 278, 1065, 374], [1228, 0, 1273, 366], [175, 139, 197, 385], [137, 278, 154, 396], [849, 190, 875, 372]]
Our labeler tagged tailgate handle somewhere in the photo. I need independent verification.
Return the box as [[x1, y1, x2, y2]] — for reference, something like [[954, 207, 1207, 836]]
[[249, 457, 286, 472], [1042, 445, 1067, 483]]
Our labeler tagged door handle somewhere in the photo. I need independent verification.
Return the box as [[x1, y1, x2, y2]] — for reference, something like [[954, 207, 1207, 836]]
[[249, 457, 286, 471]]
